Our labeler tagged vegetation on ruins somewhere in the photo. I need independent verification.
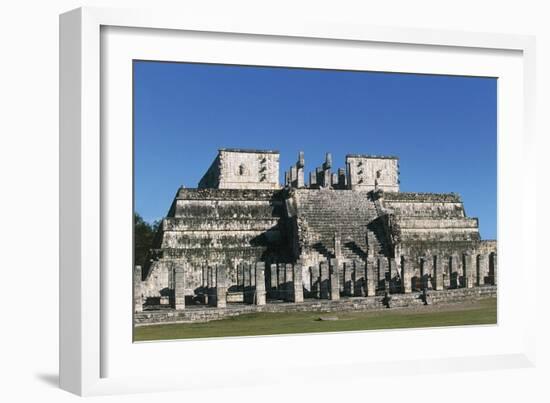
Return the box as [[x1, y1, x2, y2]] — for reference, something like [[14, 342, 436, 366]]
[[134, 213, 160, 269]]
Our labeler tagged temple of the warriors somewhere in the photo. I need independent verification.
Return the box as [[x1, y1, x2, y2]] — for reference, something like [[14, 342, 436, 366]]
[[134, 148, 497, 323]]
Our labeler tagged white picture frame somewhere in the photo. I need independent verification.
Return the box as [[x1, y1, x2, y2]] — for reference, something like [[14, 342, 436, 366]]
[[59, 6, 537, 396]]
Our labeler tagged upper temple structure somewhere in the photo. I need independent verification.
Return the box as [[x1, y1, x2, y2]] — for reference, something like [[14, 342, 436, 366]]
[[135, 148, 497, 321]]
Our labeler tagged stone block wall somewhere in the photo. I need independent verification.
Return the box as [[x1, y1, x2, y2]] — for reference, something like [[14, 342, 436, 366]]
[[345, 155, 399, 192], [199, 149, 280, 190]]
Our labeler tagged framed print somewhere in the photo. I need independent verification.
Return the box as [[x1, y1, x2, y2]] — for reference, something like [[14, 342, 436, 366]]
[[60, 7, 537, 396]]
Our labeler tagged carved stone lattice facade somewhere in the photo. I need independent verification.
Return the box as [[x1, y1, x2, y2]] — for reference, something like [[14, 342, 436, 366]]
[[135, 149, 496, 320]]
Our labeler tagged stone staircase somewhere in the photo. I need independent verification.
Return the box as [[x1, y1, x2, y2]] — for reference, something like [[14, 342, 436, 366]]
[[293, 190, 390, 260]]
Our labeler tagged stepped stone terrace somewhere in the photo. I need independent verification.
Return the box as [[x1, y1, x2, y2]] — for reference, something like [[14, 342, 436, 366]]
[[135, 148, 497, 322]]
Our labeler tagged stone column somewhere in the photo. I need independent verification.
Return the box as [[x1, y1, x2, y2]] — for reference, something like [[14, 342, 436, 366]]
[[202, 265, 209, 305], [433, 256, 444, 291], [331, 173, 338, 187], [344, 261, 353, 296], [388, 258, 399, 293], [421, 256, 432, 290], [292, 262, 304, 303], [450, 254, 461, 288], [353, 259, 365, 296], [490, 252, 498, 285], [443, 256, 451, 289], [337, 168, 346, 189], [174, 264, 186, 310], [290, 165, 297, 187], [366, 258, 377, 297], [296, 151, 305, 188], [322, 153, 332, 188], [134, 265, 143, 313], [243, 263, 251, 303], [269, 263, 278, 299], [311, 264, 320, 299], [216, 265, 227, 308], [320, 261, 330, 299], [255, 262, 266, 306], [463, 253, 474, 288], [378, 257, 388, 290], [477, 254, 489, 286], [401, 256, 412, 294], [284, 263, 294, 301], [329, 259, 341, 301], [309, 171, 317, 188]]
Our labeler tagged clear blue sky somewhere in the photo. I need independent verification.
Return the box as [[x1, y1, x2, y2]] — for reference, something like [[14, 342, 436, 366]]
[[134, 61, 497, 240]]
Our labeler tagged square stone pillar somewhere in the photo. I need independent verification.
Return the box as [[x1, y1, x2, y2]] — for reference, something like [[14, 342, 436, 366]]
[[329, 259, 341, 301], [292, 262, 304, 303], [389, 258, 399, 293], [269, 263, 278, 299], [255, 262, 266, 306], [450, 254, 461, 288], [401, 256, 412, 294], [201, 265, 209, 305], [366, 258, 377, 296], [174, 264, 186, 310], [343, 261, 353, 296], [297, 168, 304, 188], [490, 252, 498, 285], [338, 168, 346, 189], [463, 253, 474, 288], [443, 256, 451, 288], [134, 265, 143, 313], [311, 264, 320, 299], [309, 171, 317, 187], [353, 259, 365, 296], [216, 265, 227, 308], [378, 257, 387, 290], [477, 254, 489, 286], [421, 256, 432, 290], [433, 256, 444, 291], [284, 263, 292, 301], [244, 263, 251, 288], [290, 166, 297, 185], [320, 261, 330, 299]]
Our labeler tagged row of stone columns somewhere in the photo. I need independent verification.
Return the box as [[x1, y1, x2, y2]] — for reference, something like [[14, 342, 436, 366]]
[[410, 252, 497, 291], [268, 262, 305, 302], [134, 251, 498, 313]]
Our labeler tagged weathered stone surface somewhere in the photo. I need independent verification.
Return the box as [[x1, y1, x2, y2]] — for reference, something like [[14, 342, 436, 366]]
[[450, 254, 461, 288], [401, 257, 412, 294], [292, 262, 304, 303], [477, 253, 489, 286], [490, 252, 498, 285], [345, 155, 399, 192], [255, 262, 266, 305], [174, 264, 186, 310], [463, 253, 475, 289], [320, 261, 330, 299], [134, 265, 143, 313], [366, 258, 377, 297], [433, 256, 444, 291], [215, 265, 227, 308], [199, 149, 280, 190], [330, 259, 341, 301]]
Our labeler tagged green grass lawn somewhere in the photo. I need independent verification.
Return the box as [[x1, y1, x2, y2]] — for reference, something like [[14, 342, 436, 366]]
[[134, 297, 496, 342]]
